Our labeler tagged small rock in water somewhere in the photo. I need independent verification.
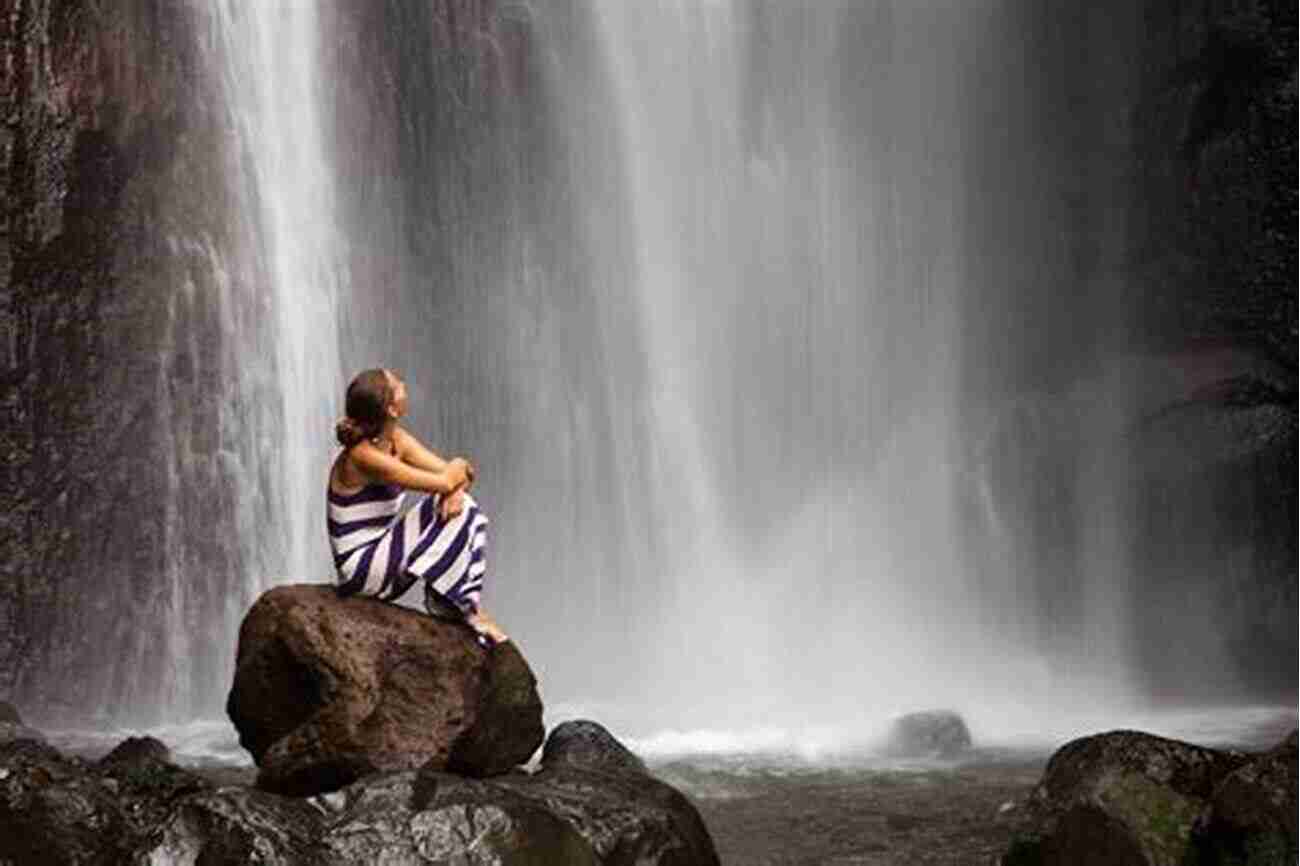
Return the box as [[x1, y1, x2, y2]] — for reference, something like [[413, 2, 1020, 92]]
[[0, 701, 23, 725], [884, 710, 972, 757]]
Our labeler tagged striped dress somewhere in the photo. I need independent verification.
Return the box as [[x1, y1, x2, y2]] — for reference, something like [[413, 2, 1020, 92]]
[[327, 479, 488, 617]]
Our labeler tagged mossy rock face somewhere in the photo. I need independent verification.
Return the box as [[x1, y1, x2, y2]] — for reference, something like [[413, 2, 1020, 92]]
[[1006, 730, 1255, 866], [1193, 729, 1298, 866]]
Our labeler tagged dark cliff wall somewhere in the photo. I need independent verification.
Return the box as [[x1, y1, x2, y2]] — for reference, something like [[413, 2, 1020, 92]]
[[0, 0, 239, 723], [1127, 0, 1296, 696]]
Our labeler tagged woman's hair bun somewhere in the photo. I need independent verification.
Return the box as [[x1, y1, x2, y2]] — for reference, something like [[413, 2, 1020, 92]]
[[336, 416, 367, 448]]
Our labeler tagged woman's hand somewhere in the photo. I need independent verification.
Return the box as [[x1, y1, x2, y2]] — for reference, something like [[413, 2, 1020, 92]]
[[449, 457, 476, 488], [438, 487, 466, 520]]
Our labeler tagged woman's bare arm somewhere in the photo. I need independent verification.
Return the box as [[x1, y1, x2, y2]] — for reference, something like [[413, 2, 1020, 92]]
[[393, 426, 475, 487], [392, 426, 449, 473], [351, 440, 468, 494]]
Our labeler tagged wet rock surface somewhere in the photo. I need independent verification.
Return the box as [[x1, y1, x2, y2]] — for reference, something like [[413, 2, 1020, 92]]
[[1003, 729, 1298, 866], [1194, 729, 1298, 865], [542, 718, 649, 774], [884, 710, 973, 758], [226, 584, 544, 796], [0, 735, 209, 865], [0, 720, 719, 865]]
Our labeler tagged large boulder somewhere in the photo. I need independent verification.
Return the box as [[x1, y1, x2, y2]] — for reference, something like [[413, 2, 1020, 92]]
[[1193, 729, 1298, 865], [1004, 729, 1253, 866], [226, 584, 544, 796], [884, 710, 972, 757]]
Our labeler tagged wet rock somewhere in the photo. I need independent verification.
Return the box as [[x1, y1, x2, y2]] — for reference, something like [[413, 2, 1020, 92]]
[[1003, 729, 1252, 866], [0, 734, 210, 865], [541, 719, 649, 774], [98, 735, 172, 768], [132, 786, 326, 865], [0, 702, 23, 724], [96, 740, 209, 840], [0, 738, 131, 865], [884, 710, 972, 757], [226, 584, 544, 797], [1193, 729, 1298, 865], [322, 772, 600, 865], [316, 753, 720, 866], [505, 765, 720, 865]]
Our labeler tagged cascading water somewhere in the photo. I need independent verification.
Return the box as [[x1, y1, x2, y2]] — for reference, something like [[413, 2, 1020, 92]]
[[213, 0, 347, 586], [138, 0, 1284, 756]]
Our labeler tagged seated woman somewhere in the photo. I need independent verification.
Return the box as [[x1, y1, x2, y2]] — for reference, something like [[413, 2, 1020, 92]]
[[328, 368, 508, 646]]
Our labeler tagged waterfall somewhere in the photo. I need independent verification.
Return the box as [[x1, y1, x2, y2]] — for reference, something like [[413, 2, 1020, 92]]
[[213, 0, 345, 585], [177, 0, 1149, 737]]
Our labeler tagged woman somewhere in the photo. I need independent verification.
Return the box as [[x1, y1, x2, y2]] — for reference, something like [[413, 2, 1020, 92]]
[[328, 368, 508, 646]]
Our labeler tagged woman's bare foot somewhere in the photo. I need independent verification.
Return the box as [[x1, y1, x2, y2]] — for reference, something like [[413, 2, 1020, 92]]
[[467, 610, 509, 646]]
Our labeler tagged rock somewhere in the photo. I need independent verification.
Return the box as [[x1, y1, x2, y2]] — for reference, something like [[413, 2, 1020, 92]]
[[0, 738, 133, 865], [1193, 729, 1298, 865], [0, 734, 211, 865], [508, 765, 720, 865], [98, 735, 172, 768], [226, 584, 544, 797], [884, 710, 972, 757], [1003, 729, 1252, 866], [132, 786, 326, 865], [0, 718, 716, 865], [541, 719, 649, 774], [0, 721, 46, 745], [323, 772, 600, 865], [0, 702, 23, 724]]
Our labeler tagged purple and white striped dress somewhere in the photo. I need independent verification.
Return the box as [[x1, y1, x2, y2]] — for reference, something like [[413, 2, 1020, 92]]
[[327, 480, 488, 616]]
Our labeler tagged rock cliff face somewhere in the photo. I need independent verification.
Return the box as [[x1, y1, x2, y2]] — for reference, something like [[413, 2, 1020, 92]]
[[0, 0, 245, 724]]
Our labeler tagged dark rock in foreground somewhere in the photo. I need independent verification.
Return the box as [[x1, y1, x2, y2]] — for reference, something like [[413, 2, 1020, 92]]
[[0, 736, 209, 865], [1004, 728, 1298, 866], [885, 709, 972, 757], [2, 720, 719, 865], [226, 584, 544, 796], [1194, 729, 1298, 865], [314, 719, 718, 865]]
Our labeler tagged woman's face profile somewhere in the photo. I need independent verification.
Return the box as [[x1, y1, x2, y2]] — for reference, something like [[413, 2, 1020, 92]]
[[384, 369, 409, 419]]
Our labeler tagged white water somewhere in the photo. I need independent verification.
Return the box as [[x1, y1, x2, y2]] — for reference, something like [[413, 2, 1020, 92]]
[[140, 0, 1280, 751], [213, 0, 347, 587]]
